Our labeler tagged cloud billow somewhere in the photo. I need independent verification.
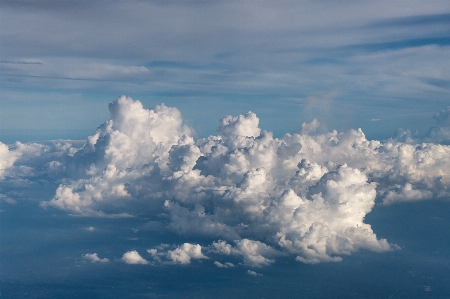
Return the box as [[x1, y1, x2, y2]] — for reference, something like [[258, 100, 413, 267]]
[[3, 96, 446, 265]]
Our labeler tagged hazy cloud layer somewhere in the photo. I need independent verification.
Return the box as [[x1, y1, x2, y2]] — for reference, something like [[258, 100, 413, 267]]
[[1, 1, 449, 141], [1, 97, 448, 266]]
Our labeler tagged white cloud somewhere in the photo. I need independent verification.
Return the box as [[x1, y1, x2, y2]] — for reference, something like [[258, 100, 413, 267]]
[[300, 118, 321, 135], [211, 239, 278, 268], [4, 96, 448, 265], [214, 261, 235, 268], [41, 96, 192, 216], [0, 142, 22, 179], [122, 250, 148, 265], [247, 270, 263, 276], [147, 243, 207, 265], [83, 253, 109, 263], [383, 183, 433, 205], [218, 112, 261, 138], [167, 243, 208, 265]]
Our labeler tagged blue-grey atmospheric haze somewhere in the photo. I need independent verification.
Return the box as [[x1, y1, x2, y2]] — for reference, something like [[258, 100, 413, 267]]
[[1, 1, 450, 298]]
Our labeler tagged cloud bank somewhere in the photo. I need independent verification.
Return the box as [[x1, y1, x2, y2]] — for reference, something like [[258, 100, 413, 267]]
[[2, 96, 450, 266]]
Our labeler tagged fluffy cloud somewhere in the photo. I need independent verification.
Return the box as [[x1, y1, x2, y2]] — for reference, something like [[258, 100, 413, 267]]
[[41, 96, 192, 216], [211, 239, 279, 267], [383, 183, 433, 205], [167, 243, 208, 265], [0, 141, 52, 180], [0, 143, 19, 179], [214, 261, 235, 268], [83, 253, 109, 263], [247, 270, 263, 276], [3, 96, 448, 265], [147, 243, 207, 265], [122, 250, 148, 265]]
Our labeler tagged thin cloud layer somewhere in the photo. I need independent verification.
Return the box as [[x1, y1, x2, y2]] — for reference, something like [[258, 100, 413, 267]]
[[1, 1, 449, 143], [2, 97, 450, 266]]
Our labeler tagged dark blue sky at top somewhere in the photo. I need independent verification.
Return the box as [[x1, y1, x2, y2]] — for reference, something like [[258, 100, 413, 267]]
[[1, 1, 450, 298]]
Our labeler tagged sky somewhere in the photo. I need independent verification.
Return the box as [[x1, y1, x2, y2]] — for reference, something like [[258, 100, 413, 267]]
[[1, 1, 450, 298]]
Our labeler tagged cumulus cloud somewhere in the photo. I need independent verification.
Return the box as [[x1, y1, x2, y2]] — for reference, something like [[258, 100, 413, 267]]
[[211, 239, 278, 268], [146, 243, 207, 265], [83, 253, 109, 263], [214, 261, 235, 268], [383, 183, 433, 205], [0, 141, 49, 180], [0, 142, 20, 179], [40, 96, 192, 216], [3, 96, 448, 266], [122, 250, 148, 265], [247, 270, 263, 276], [167, 243, 208, 265]]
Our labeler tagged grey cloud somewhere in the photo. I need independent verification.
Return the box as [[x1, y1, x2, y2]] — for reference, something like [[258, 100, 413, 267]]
[[418, 106, 450, 144], [433, 106, 450, 127], [2, 1, 449, 63]]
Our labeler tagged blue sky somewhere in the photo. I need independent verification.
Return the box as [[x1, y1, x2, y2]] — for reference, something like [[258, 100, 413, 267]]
[[1, 1, 450, 298], [1, 0, 449, 142]]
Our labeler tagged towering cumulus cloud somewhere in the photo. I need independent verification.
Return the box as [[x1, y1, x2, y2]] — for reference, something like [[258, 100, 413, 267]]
[[37, 97, 450, 265]]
